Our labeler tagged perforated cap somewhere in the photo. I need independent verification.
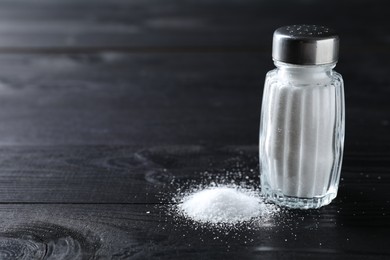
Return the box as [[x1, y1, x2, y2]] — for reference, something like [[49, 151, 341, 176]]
[[272, 25, 339, 65]]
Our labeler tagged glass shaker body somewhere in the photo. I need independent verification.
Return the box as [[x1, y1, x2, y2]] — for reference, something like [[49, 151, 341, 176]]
[[260, 61, 345, 209]]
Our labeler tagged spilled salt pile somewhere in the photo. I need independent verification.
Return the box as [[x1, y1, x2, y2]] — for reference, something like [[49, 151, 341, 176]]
[[177, 185, 279, 225]]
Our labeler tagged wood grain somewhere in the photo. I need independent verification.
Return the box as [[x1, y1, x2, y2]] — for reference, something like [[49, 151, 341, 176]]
[[0, 0, 387, 50], [0, 204, 388, 259], [0, 144, 388, 208], [0, 52, 388, 146]]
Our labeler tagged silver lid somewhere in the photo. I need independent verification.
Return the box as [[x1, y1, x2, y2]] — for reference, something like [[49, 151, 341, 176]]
[[272, 25, 339, 65]]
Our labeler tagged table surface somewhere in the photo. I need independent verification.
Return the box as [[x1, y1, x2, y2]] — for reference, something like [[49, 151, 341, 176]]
[[0, 0, 389, 259]]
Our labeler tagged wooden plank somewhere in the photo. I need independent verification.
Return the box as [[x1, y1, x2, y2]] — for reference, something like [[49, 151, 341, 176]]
[[0, 203, 389, 259], [0, 52, 269, 146], [0, 144, 389, 204], [0, 0, 387, 49], [0, 52, 388, 146], [0, 145, 258, 203]]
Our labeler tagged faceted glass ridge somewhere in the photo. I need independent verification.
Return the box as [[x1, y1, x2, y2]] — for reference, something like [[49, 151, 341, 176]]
[[259, 63, 345, 209]]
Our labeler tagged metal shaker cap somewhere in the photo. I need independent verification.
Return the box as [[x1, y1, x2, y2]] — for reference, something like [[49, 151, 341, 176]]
[[272, 25, 339, 65]]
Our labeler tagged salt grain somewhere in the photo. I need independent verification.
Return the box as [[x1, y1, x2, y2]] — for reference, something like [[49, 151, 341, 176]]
[[176, 185, 279, 226]]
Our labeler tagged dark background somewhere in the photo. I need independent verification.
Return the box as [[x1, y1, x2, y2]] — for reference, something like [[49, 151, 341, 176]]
[[0, 0, 389, 259]]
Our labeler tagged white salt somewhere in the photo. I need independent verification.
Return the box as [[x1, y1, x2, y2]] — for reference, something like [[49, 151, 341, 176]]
[[177, 186, 278, 225]]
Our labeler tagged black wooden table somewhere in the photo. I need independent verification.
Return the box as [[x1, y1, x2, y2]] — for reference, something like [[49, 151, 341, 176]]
[[0, 0, 389, 259]]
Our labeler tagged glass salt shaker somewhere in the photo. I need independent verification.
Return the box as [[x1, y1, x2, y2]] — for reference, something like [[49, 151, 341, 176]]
[[259, 25, 345, 209]]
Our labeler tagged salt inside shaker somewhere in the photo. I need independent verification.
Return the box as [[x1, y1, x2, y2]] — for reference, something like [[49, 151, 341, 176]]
[[259, 25, 345, 209]]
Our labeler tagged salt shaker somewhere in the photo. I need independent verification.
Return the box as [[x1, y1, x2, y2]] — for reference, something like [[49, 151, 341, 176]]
[[259, 25, 345, 209]]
